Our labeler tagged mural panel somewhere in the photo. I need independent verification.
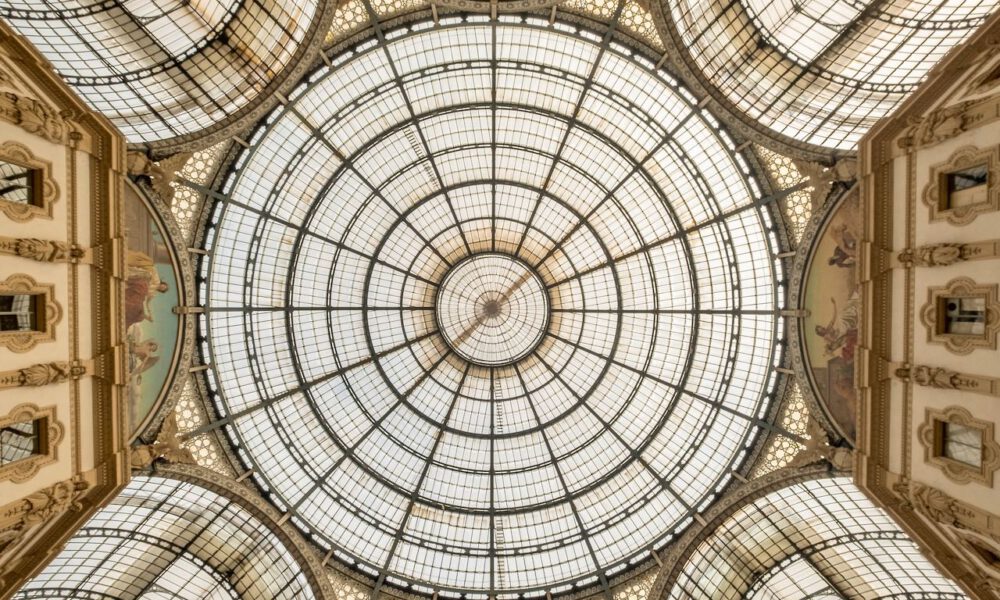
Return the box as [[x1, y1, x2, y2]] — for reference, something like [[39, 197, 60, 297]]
[[124, 184, 181, 437], [803, 190, 860, 443]]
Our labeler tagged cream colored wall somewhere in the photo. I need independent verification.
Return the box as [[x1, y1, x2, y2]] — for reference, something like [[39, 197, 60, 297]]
[[0, 75, 98, 504], [905, 118, 1000, 511]]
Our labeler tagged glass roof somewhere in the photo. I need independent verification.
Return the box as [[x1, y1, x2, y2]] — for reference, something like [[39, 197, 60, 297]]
[[198, 15, 784, 595], [667, 477, 967, 599], [15, 475, 317, 600], [0, 0, 318, 143], [668, 0, 998, 150]]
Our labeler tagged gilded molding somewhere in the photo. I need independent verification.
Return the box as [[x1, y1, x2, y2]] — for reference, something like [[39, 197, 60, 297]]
[[0, 273, 61, 353], [0, 404, 64, 484], [920, 277, 1000, 355], [918, 406, 1000, 486], [923, 145, 1000, 225], [130, 410, 194, 468], [0, 141, 58, 223]]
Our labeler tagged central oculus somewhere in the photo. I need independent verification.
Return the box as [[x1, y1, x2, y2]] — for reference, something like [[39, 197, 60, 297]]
[[435, 253, 550, 367]]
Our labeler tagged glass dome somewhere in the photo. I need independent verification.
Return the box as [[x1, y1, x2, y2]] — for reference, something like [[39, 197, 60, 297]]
[[200, 15, 784, 595]]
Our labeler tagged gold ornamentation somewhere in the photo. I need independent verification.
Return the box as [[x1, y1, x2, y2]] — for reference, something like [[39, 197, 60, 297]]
[[920, 277, 1000, 354], [0, 142, 58, 222], [786, 417, 854, 471], [923, 145, 1000, 225], [130, 410, 195, 469], [0, 274, 61, 353], [0, 237, 82, 262], [127, 151, 188, 206], [894, 480, 960, 526], [918, 406, 1000, 486], [898, 243, 965, 267], [0, 404, 63, 483]]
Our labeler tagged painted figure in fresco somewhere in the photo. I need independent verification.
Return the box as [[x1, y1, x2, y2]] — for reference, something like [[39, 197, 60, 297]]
[[815, 291, 860, 361], [125, 249, 169, 328], [827, 223, 858, 268], [129, 337, 160, 385]]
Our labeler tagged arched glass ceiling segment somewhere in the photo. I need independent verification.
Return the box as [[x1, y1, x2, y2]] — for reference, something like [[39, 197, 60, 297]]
[[200, 14, 785, 595], [0, 0, 318, 143], [666, 0, 998, 150], [15, 476, 316, 600], [667, 477, 968, 599]]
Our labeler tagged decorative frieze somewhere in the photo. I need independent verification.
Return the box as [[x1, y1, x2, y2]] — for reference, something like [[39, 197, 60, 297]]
[[0, 91, 71, 146], [0, 478, 89, 556], [0, 236, 83, 263], [898, 240, 1000, 267], [0, 362, 87, 389], [895, 364, 1000, 397], [894, 479, 1000, 540]]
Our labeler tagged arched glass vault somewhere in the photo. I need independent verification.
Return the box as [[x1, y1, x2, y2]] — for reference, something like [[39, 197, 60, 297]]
[[197, 11, 788, 596], [0, 0, 325, 146], [14, 475, 319, 600], [658, 0, 998, 151], [665, 477, 967, 599]]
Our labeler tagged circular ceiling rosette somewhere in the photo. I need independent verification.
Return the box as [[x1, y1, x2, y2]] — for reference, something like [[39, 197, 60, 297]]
[[200, 15, 785, 596]]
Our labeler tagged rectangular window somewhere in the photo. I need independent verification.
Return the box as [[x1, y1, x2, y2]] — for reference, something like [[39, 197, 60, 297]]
[[939, 296, 986, 336], [0, 160, 41, 206], [0, 419, 43, 466], [940, 422, 983, 468], [0, 294, 40, 332]]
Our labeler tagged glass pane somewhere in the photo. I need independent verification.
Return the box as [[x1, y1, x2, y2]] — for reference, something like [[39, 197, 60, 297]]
[[943, 296, 986, 335], [947, 165, 989, 208], [943, 422, 982, 467], [0, 420, 39, 465], [0, 294, 37, 332], [0, 160, 36, 206]]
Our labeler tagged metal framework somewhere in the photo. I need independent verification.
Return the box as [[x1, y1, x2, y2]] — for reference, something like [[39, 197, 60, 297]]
[[0, 0, 319, 143], [197, 7, 788, 596], [667, 477, 968, 599], [661, 0, 998, 151], [13, 476, 318, 600]]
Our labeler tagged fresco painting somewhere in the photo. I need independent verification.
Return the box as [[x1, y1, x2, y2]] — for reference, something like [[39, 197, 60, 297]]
[[803, 192, 861, 443], [124, 186, 180, 437]]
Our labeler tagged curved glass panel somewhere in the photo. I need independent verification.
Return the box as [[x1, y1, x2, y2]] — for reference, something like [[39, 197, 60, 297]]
[[667, 477, 967, 599], [15, 476, 317, 600], [0, 0, 318, 143], [669, 0, 997, 150], [201, 16, 783, 594]]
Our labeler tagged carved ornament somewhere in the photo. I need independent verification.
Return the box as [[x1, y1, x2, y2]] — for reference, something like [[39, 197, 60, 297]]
[[0, 142, 58, 223], [0, 274, 61, 353], [920, 277, 1000, 355], [0, 362, 87, 389], [0, 236, 83, 263], [130, 410, 195, 469], [918, 406, 1000, 486], [895, 364, 1000, 397], [923, 145, 1000, 225], [0, 478, 89, 556], [0, 404, 63, 484], [0, 90, 71, 146]]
